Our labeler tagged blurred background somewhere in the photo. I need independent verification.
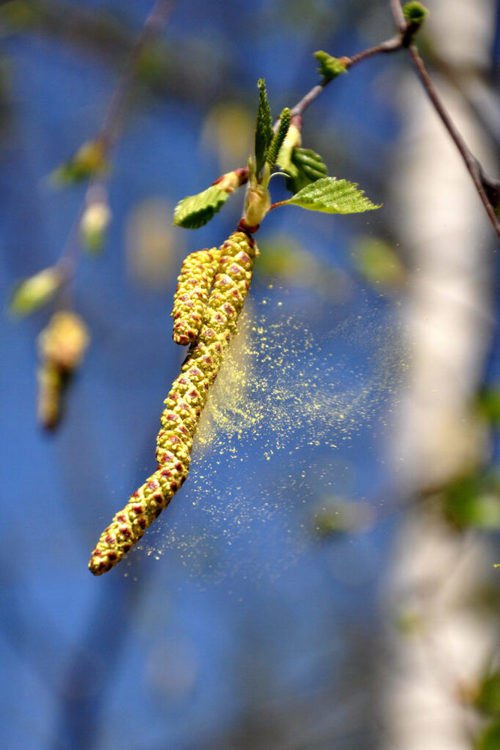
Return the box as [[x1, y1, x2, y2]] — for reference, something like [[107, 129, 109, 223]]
[[2, 1, 500, 748]]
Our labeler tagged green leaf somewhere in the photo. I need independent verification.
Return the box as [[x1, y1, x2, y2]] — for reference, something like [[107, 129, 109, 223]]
[[282, 176, 381, 215], [254, 78, 273, 175], [314, 51, 348, 82], [173, 185, 229, 229], [285, 147, 328, 193], [9, 267, 62, 316]]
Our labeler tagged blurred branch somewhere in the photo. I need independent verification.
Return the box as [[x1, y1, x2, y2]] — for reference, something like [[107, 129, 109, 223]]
[[54, 0, 175, 297], [98, 0, 176, 152], [0, 0, 228, 104]]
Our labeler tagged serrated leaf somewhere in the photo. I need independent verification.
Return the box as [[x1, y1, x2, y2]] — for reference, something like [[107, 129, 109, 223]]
[[254, 78, 273, 175], [173, 185, 229, 229], [9, 267, 62, 316], [314, 51, 348, 82], [283, 176, 381, 215], [285, 147, 328, 193]]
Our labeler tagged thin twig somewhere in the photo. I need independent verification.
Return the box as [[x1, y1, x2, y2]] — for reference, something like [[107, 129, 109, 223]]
[[290, 37, 403, 118], [291, 1, 500, 242], [98, 0, 176, 153], [57, 0, 176, 299], [407, 43, 500, 240]]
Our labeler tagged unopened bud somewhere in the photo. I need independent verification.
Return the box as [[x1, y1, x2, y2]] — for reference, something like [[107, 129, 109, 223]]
[[10, 267, 62, 316], [80, 201, 111, 253], [244, 183, 271, 228]]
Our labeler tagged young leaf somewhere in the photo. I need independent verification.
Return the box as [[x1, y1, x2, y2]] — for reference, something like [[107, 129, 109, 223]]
[[254, 78, 273, 175], [285, 147, 328, 193], [9, 267, 62, 316], [314, 51, 348, 82], [402, 2, 429, 25], [282, 176, 380, 215], [173, 185, 229, 229], [275, 123, 302, 175], [51, 140, 107, 186]]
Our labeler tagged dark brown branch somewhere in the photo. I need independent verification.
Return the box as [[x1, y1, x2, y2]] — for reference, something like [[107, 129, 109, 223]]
[[407, 44, 500, 240]]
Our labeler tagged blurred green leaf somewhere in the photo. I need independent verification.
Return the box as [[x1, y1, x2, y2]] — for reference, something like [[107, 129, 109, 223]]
[[135, 40, 170, 86], [9, 267, 62, 316], [476, 672, 500, 717], [476, 721, 500, 750], [352, 236, 406, 288], [0, 0, 45, 30], [476, 387, 500, 426], [51, 140, 107, 186], [393, 609, 424, 636], [442, 474, 500, 530], [312, 498, 374, 537], [173, 185, 229, 229], [283, 176, 381, 215]]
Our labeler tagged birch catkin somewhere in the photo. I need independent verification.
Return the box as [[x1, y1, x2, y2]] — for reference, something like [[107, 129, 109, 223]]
[[89, 231, 257, 575], [171, 247, 220, 346]]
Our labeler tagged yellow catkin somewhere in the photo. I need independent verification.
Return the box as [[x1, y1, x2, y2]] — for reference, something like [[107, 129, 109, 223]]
[[171, 247, 220, 346], [89, 231, 257, 575]]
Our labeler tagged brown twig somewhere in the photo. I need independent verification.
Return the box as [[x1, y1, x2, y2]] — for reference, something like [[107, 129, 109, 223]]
[[290, 37, 404, 119], [406, 43, 500, 240]]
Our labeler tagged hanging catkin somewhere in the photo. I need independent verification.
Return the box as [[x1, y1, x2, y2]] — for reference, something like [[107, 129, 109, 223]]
[[89, 230, 257, 574], [171, 247, 220, 346]]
